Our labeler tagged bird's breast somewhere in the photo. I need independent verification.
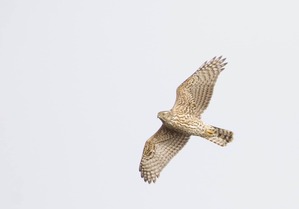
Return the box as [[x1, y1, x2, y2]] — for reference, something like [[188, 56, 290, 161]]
[[164, 115, 204, 136]]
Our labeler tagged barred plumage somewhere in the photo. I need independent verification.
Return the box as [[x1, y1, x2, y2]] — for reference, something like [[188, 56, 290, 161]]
[[139, 56, 233, 183]]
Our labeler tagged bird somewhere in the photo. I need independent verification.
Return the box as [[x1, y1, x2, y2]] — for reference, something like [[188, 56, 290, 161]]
[[139, 56, 233, 183]]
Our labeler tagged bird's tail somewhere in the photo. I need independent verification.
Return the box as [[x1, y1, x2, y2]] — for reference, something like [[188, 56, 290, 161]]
[[207, 126, 233, 146]]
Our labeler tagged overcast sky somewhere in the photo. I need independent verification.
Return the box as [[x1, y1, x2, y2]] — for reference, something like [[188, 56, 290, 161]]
[[1, 0, 299, 209]]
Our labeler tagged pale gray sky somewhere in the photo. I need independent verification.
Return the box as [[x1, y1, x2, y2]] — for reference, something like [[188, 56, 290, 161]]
[[1, 0, 299, 209]]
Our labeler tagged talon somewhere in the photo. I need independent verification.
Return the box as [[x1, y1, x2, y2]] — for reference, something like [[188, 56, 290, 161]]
[[205, 128, 216, 137]]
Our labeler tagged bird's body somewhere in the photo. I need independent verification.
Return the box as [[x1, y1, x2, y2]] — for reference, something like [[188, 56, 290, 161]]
[[158, 111, 206, 136], [139, 57, 233, 183]]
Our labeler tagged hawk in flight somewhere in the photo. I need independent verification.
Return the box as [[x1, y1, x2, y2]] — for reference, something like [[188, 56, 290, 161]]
[[139, 56, 233, 183]]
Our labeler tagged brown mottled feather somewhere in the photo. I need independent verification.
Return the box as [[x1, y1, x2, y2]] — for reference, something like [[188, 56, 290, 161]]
[[139, 56, 232, 183], [139, 125, 190, 183], [172, 56, 227, 117]]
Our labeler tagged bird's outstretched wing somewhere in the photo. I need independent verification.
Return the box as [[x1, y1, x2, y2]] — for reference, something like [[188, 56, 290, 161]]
[[172, 56, 227, 117], [139, 125, 190, 183]]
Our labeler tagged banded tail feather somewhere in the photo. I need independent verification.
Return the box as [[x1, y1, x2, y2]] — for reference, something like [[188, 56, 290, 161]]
[[207, 126, 233, 146]]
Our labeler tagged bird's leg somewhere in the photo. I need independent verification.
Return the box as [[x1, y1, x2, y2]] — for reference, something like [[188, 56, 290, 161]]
[[204, 127, 216, 137]]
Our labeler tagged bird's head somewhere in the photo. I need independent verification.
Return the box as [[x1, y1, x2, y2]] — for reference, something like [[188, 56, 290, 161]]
[[157, 111, 172, 123]]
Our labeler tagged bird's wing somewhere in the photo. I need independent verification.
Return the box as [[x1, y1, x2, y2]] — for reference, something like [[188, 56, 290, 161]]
[[139, 125, 190, 183], [172, 56, 227, 117]]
